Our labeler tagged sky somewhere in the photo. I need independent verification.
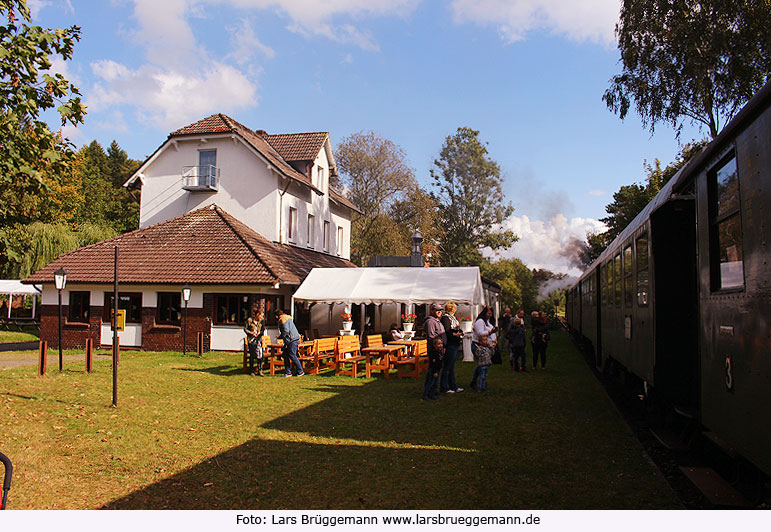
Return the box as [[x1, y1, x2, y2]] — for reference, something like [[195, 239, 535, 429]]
[[29, 0, 706, 276]]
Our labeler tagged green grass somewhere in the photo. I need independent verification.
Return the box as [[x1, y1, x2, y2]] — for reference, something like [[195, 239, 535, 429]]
[[0, 331, 680, 509], [0, 328, 40, 343]]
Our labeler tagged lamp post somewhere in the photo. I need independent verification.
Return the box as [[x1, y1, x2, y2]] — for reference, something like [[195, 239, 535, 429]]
[[53, 268, 68, 372], [182, 285, 191, 356]]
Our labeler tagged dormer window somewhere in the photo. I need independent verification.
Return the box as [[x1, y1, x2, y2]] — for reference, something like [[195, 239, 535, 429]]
[[182, 149, 219, 191]]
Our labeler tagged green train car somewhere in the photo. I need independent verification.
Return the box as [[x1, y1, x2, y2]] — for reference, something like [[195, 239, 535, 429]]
[[566, 80, 771, 478]]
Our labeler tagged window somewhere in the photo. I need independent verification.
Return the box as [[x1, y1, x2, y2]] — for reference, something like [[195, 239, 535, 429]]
[[215, 294, 250, 325], [157, 292, 181, 325], [307, 214, 315, 248], [623, 245, 633, 307], [214, 294, 285, 326], [288, 207, 297, 242], [600, 264, 607, 307], [198, 149, 217, 187], [316, 165, 324, 188], [636, 233, 649, 306], [614, 254, 622, 307], [337, 226, 343, 255], [709, 154, 744, 290], [323, 221, 330, 251], [104, 293, 142, 323], [68, 292, 90, 322]]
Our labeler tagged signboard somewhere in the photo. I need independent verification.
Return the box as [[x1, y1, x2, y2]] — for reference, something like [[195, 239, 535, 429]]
[[111, 309, 126, 332]]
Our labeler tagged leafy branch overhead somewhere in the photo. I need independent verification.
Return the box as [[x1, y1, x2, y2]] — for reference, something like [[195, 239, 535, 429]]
[[0, 0, 85, 234], [604, 0, 771, 138]]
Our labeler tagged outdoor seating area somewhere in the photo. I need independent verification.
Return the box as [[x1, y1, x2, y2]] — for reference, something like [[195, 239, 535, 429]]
[[243, 333, 430, 379]]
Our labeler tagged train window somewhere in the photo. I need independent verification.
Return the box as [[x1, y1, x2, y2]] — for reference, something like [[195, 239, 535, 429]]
[[614, 254, 622, 306], [623, 245, 633, 307], [600, 265, 606, 306], [636, 234, 649, 306], [709, 154, 744, 291]]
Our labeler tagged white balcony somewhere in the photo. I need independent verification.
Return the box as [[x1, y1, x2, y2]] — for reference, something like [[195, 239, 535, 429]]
[[182, 165, 220, 192]]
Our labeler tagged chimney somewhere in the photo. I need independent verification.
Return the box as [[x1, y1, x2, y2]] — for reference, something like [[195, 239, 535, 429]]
[[410, 230, 423, 267], [255, 129, 267, 136]]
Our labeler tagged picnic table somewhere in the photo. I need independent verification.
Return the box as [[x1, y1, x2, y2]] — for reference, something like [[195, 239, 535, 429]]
[[361, 343, 408, 379], [267, 340, 314, 375]]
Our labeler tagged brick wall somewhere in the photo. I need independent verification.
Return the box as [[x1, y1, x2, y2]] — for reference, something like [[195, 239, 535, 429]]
[[39, 303, 212, 352]]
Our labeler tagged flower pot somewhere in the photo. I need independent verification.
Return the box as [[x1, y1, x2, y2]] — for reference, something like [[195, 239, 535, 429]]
[[342, 321, 353, 331], [403, 322, 414, 332], [461, 321, 472, 333]]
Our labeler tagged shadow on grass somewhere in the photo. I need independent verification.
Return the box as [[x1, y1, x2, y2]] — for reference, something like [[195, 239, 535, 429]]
[[174, 365, 245, 377]]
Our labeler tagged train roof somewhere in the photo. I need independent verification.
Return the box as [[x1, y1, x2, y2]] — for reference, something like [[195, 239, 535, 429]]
[[576, 78, 771, 285]]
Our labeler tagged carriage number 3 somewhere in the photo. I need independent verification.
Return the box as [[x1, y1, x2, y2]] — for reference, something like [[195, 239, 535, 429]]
[[725, 355, 734, 390]]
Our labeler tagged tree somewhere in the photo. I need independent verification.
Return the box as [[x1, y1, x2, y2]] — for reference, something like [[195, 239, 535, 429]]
[[604, 0, 771, 138], [481, 258, 537, 312], [335, 131, 418, 266], [0, 0, 84, 260], [389, 186, 441, 262], [431, 127, 515, 266], [584, 139, 708, 258]]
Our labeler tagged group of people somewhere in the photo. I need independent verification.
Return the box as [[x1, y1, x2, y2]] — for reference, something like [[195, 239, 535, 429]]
[[243, 302, 551, 389], [244, 306, 305, 377], [499, 307, 551, 372]]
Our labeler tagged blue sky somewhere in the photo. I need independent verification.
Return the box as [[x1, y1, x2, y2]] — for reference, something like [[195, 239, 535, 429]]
[[30, 0, 706, 275]]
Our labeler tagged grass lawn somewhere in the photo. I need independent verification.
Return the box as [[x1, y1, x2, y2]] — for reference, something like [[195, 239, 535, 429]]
[[0, 328, 40, 343], [0, 331, 680, 509]]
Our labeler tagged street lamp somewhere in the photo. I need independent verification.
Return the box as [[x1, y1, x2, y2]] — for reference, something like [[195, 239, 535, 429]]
[[182, 285, 191, 356], [54, 268, 68, 372]]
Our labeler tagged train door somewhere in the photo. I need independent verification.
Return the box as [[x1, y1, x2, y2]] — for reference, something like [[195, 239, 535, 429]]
[[650, 197, 699, 408]]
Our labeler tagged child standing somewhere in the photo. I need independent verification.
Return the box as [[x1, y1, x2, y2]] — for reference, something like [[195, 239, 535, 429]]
[[422, 337, 445, 401], [473, 334, 494, 392], [507, 317, 526, 371]]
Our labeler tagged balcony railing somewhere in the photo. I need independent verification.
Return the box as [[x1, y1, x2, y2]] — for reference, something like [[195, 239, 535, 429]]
[[182, 165, 220, 191]]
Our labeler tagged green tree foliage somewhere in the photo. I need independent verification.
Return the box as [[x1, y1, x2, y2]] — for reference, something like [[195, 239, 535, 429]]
[[604, 0, 771, 138], [584, 140, 708, 260], [0, 0, 84, 234], [335, 131, 418, 266], [389, 186, 441, 261], [1, 221, 116, 278], [481, 258, 537, 313], [431, 127, 515, 266]]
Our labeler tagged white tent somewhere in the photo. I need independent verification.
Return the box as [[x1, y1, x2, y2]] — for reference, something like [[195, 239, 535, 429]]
[[292, 267, 484, 305], [0, 280, 41, 319]]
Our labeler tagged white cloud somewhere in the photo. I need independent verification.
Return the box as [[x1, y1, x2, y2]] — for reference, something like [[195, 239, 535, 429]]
[[228, 18, 276, 63], [89, 60, 257, 130], [450, 0, 620, 45], [494, 213, 606, 276]]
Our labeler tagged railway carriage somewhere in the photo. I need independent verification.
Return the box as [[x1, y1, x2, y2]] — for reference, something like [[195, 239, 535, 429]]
[[568, 80, 771, 478]]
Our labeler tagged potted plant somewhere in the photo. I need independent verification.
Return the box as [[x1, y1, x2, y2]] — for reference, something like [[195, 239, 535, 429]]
[[401, 313, 417, 332], [341, 313, 353, 331], [460, 316, 473, 333]]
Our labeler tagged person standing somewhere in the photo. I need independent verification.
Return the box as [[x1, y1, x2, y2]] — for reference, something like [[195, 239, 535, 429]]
[[470, 306, 497, 390], [531, 311, 549, 370], [473, 334, 494, 392], [439, 301, 464, 393], [507, 317, 526, 371], [244, 306, 265, 376], [422, 338, 445, 401], [499, 307, 512, 352], [423, 303, 447, 397], [275, 309, 304, 377]]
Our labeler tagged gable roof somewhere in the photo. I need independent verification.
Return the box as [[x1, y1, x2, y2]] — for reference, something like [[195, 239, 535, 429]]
[[126, 114, 321, 194], [263, 132, 328, 162], [23, 206, 356, 286]]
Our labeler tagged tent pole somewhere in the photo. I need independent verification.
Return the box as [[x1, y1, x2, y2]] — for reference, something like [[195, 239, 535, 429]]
[[359, 303, 365, 340], [7, 294, 12, 318]]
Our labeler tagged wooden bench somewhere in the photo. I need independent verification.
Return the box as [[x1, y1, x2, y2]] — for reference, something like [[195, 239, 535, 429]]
[[395, 339, 428, 379], [335, 336, 365, 378], [267, 339, 284, 375], [310, 337, 337, 374], [364, 333, 385, 348]]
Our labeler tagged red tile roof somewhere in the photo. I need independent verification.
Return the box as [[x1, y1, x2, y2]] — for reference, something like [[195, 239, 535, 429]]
[[169, 114, 321, 194], [263, 132, 328, 162], [23, 206, 356, 286]]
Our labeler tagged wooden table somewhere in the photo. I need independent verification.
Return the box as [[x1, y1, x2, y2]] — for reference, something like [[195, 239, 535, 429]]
[[362, 344, 408, 378], [266, 340, 314, 375]]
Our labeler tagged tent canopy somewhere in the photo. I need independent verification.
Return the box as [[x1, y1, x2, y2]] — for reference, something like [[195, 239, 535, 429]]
[[0, 280, 41, 296], [292, 267, 484, 306]]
